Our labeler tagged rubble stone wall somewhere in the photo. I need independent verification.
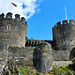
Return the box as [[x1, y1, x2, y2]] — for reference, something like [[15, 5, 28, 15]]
[[52, 61, 72, 67]]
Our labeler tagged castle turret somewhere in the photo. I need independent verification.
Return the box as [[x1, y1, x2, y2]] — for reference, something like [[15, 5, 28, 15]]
[[53, 20, 75, 50], [0, 12, 27, 47], [34, 42, 53, 73]]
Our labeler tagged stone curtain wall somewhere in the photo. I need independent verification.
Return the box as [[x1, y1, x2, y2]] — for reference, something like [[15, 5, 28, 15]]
[[52, 61, 72, 67], [52, 50, 70, 61], [8, 47, 36, 66], [5, 42, 74, 74], [8, 42, 53, 74]]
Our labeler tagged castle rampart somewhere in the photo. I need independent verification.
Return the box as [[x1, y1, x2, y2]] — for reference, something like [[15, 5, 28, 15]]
[[0, 12, 27, 47], [25, 40, 44, 46]]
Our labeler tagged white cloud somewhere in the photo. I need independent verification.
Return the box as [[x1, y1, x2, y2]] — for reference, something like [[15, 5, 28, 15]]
[[0, 0, 42, 20]]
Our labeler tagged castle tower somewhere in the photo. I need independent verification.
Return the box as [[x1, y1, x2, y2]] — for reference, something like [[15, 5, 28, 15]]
[[0, 12, 27, 47], [52, 20, 75, 50]]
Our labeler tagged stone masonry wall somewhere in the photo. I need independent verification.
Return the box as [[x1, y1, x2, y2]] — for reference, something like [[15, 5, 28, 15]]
[[0, 12, 27, 47], [52, 20, 75, 50], [8, 47, 36, 66], [52, 50, 70, 61], [8, 43, 72, 67], [4, 42, 74, 74], [52, 61, 72, 67], [0, 39, 7, 73], [33, 42, 53, 73]]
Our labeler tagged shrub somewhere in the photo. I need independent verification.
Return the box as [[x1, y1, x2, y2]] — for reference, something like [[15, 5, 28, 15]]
[[65, 70, 73, 75], [17, 66, 28, 75], [53, 66, 74, 75], [72, 57, 75, 64]]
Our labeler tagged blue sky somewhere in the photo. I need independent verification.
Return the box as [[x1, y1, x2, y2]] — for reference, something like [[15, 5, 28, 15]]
[[27, 0, 75, 40], [0, 0, 75, 40]]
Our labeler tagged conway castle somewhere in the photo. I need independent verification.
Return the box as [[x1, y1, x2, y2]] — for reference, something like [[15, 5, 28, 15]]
[[0, 12, 75, 74]]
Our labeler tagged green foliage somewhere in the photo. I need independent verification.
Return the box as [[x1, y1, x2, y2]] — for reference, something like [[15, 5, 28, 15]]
[[17, 66, 28, 75], [53, 66, 74, 75], [65, 70, 73, 75], [72, 57, 75, 64], [4, 64, 75, 75], [6, 61, 9, 64]]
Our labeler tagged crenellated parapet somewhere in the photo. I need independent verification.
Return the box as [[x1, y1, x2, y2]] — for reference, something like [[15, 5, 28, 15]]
[[25, 40, 44, 47], [0, 12, 27, 25], [53, 20, 75, 29], [0, 12, 27, 30], [69, 19, 75, 25]]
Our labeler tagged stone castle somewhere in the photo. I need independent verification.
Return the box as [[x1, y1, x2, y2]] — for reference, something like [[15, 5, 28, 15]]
[[0, 12, 75, 74]]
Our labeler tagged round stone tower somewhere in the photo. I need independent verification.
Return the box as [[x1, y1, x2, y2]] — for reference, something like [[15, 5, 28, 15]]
[[52, 20, 75, 50], [0, 12, 27, 47], [34, 42, 53, 74]]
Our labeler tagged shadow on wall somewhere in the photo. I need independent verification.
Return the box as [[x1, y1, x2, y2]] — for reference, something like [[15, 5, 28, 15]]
[[33, 48, 37, 67], [70, 47, 75, 60], [33, 47, 42, 69]]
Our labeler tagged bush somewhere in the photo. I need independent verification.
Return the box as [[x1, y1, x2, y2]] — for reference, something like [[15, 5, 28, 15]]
[[65, 70, 73, 75], [17, 66, 28, 75], [53, 66, 74, 75]]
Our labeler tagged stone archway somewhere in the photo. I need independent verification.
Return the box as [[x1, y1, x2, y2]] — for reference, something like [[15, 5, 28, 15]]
[[70, 47, 75, 60]]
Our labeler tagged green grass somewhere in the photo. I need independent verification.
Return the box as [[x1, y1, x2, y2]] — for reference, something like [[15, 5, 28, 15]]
[[17, 67, 28, 75], [4, 65, 75, 75], [53, 66, 74, 75]]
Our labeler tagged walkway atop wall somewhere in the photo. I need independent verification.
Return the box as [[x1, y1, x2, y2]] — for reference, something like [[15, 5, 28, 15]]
[[25, 39, 54, 48]]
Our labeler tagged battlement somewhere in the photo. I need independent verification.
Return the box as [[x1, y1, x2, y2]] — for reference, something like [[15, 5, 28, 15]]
[[69, 19, 75, 24], [6, 12, 12, 19], [53, 20, 75, 29], [0, 13, 4, 20], [62, 20, 68, 24], [0, 12, 26, 23]]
